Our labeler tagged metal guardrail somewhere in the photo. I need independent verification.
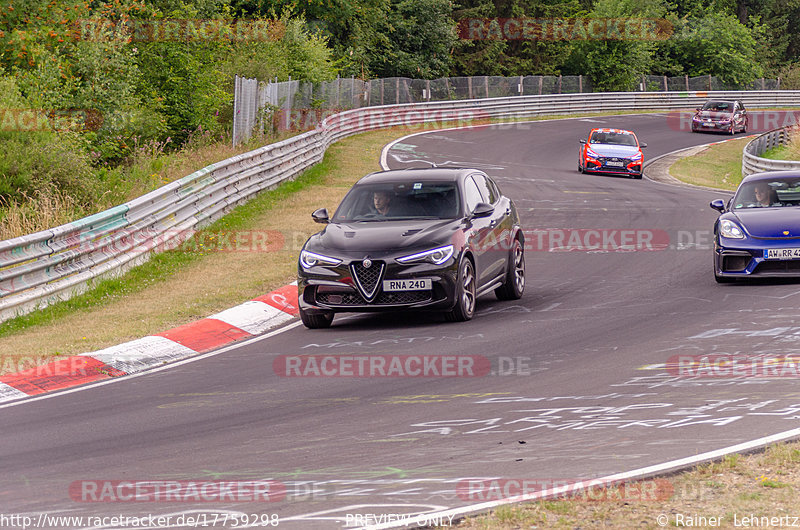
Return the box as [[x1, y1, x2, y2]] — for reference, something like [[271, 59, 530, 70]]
[[742, 125, 800, 176], [3, 90, 800, 323]]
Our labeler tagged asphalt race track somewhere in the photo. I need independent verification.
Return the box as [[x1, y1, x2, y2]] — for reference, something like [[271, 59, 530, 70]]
[[3, 112, 800, 529]]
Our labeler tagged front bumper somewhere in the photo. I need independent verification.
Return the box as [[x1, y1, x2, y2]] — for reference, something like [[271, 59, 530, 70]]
[[692, 120, 732, 132], [584, 156, 642, 176], [714, 238, 800, 278], [298, 258, 459, 315]]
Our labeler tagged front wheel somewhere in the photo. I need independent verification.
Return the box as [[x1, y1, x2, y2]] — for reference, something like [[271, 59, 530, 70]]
[[445, 258, 476, 322], [495, 239, 525, 300], [299, 307, 334, 328]]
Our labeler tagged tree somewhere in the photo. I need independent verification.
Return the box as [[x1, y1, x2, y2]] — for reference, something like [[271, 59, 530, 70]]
[[567, 0, 667, 91], [365, 0, 456, 79], [663, 12, 763, 86]]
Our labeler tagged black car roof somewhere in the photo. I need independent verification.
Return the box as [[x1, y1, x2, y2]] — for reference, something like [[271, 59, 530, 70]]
[[357, 167, 482, 184]]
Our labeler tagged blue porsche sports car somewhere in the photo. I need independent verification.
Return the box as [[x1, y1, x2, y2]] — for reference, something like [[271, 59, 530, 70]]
[[711, 171, 800, 282]]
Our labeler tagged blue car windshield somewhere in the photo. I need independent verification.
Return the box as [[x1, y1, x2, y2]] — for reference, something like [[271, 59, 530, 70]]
[[332, 181, 462, 222], [732, 179, 800, 209]]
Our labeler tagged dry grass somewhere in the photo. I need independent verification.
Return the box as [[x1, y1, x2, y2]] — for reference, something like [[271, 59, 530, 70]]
[[0, 189, 83, 240], [669, 137, 751, 191], [451, 442, 800, 529], [761, 126, 800, 161]]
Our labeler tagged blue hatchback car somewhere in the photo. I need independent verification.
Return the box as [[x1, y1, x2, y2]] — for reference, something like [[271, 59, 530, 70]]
[[711, 171, 800, 282]]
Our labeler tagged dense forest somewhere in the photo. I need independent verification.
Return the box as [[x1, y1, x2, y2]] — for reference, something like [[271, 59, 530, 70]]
[[1, 0, 799, 210]]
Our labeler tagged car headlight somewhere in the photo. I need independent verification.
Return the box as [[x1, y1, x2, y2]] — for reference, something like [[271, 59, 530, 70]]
[[692, 116, 701, 122], [585, 148, 599, 159], [630, 152, 643, 161], [397, 245, 454, 265], [300, 249, 342, 269], [719, 219, 745, 239]]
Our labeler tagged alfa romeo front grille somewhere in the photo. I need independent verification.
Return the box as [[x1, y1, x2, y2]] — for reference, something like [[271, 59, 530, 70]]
[[350, 261, 385, 301]]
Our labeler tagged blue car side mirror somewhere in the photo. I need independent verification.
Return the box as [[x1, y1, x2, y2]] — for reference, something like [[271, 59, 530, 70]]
[[710, 199, 725, 212]]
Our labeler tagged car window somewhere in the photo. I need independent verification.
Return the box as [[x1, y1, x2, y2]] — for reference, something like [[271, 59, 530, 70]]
[[702, 101, 732, 112], [486, 177, 503, 202], [463, 176, 484, 213], [332, 181, 461, 221], [732, 179, 800, 209], [471, 173, 497, 204], [591, 131, 637, 146]]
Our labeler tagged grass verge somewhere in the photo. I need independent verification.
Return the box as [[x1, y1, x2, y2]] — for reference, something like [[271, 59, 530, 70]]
[[449, 441, 800, 529], [668, 137, 752, 191]]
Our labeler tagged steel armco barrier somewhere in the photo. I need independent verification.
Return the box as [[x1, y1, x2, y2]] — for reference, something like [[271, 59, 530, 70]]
[[742, 125, 800, 176], [2, 90, 800, 322]]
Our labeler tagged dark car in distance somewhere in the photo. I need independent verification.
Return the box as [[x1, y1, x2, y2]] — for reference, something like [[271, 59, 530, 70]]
[[297, 168, 525, 328], [711, 171, 800, 282], [692, 100, 748, 134]]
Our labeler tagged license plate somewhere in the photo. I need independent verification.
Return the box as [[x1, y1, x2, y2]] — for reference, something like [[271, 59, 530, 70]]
[[765, 248, 800, 260], [605, 161, 624, 167], [382, 279, 431, 291]]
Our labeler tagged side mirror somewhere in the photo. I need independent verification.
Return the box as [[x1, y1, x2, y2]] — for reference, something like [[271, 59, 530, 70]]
[[311, 208, 329, 224], [579, 139, 586, 144], [640, 142, 647, 148], [471, 202, 494, 219], [710, 199, 725, 212]]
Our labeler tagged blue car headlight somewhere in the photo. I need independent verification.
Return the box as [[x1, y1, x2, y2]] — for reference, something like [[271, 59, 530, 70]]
[[719, 219, 745, 239], [397, 245, 454, 265], [585, 148, 600, 159], [630, 152, 643, 161], [300, 249, 342, 269]]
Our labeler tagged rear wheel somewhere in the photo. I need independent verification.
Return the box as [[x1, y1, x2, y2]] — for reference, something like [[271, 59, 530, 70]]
[[299, 307, 334, 328], [445, 258, 476, 322], [496, 239, 525, 300]]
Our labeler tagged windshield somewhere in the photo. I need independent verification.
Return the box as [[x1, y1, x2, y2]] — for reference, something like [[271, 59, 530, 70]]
[[702, 101, 733, 112], [332, 181, 461, 222], [589, 131, 638, 146], [732, 178, 800, 209]]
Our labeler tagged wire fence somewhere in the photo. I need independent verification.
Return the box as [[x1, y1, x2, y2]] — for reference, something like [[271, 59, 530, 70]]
[[232, 74, 782, 145]]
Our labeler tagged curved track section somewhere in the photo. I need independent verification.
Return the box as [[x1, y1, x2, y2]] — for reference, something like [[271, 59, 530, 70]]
[[3, 113, 799, 529]]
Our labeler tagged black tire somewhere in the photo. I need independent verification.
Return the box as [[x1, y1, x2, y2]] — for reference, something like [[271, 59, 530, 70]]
[[633, 173, 643, 180], [741, 119, 748, 134], [729, 123, 735, 135], [496, 239, 525, 300], [445, 257, 476, 322], [299, 307, 334, 328], [578, 160, 584, 173]]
